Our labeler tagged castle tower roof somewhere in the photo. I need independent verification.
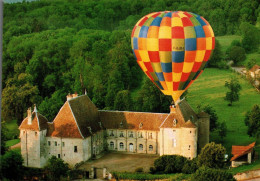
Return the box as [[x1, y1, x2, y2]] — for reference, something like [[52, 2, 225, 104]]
[[47, 94, 101, 138], [19, 110, 48, 131]]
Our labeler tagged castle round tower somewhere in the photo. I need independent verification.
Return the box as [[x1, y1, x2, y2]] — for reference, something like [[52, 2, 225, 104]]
[[181, 120, 197, 159]]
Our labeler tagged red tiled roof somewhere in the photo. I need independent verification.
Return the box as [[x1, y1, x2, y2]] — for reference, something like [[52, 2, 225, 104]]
[[19, 112, 48, 131], [183, 120, 196, 128], [250, 65, 260, 72], [231, 142, 256, 161], [47, 101, 82, 138], [160, 113, 186, 128], [47, 95, 101, 138], [99, 111, 168, 131]]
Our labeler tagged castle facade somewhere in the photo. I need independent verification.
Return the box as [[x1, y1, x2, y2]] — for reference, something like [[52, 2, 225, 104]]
[[19, 93, 209, 168]]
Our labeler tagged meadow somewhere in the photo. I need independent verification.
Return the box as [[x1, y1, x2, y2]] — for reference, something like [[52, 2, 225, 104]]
[[187, 68, 259, 154]]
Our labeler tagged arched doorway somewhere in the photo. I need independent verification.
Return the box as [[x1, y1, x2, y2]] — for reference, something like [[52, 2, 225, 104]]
[[129, 143, 134, 152]]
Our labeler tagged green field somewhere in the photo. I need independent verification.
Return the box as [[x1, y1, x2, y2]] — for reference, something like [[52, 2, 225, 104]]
[[187, 68, 259, 153], [6, 139, 20, 147], [216, 35, 242, 53], [5, 119, 19, 140]]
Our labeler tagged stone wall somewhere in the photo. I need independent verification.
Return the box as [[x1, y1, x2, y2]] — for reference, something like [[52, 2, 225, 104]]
[[106, 129, 158, 154], [197, 114, 210, 152]]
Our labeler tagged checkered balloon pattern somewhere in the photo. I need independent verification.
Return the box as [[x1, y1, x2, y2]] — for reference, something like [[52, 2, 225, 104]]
[[131, 11, 215, 102]]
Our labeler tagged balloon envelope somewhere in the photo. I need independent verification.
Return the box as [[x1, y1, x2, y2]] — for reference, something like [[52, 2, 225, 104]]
[[131, 11, 215, 102]]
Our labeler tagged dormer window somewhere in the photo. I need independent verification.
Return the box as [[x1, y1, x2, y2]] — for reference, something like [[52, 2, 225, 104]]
[[173, 119, 177, 126], [120, 121, 123, 128], [190, 115, 194, 121], [139, 123, 143, 128]]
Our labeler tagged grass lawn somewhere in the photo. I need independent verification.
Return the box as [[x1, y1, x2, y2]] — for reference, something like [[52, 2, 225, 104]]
[[245, 52, 260, 67], [5, 119, 19, 140], [216, 35, 242, 53], [6, 139, 20, 147], [187, 68, 259, 154]]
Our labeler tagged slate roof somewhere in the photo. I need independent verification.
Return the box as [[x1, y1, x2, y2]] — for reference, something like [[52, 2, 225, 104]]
[[231, 142, 256, 161], [19, 111, 48, 131], [176, 99, 198, 122]]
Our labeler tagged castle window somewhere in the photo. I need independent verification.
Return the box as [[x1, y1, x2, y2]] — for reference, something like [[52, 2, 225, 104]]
[[190, 131, 192, 133], [119, 142, 124, 149], [74, 146, 78, 153], [110, 130, 114, 136], [58, 154, 60, 158], [129, 131, 134, 138], [173, 119, 177, 126], [149, 145, 153, 151], [172, 139, 176, 147], [188, 145, 191, 150], [23, 131, 25, 134], [110, 142, 114, 149], [119, 131, 124, 137], [139, 144, 143, 151], [149, 133, 152, 139], [55, 141, 57, 146], [62, 142, 65, 147], [48, 141, 51, 146], [138, 132, 143, 138], [35, 132, 37, 136], [139, 123, 143, 128]]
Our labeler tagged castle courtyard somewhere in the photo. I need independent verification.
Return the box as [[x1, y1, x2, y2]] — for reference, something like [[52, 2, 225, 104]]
[[79, 152, 159, 173]]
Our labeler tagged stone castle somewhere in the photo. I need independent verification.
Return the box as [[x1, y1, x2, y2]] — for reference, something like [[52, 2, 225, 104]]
[[19, 93, 209, 168]]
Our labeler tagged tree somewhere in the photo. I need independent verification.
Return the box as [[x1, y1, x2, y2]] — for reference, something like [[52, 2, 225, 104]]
[[182, 158, 198, 174], [1, 73, 40, 124], [208, 39, 224, 68], [114, 90, 133, 111], [44, 156, 69, 181], [198, 105, 218, 131], [0, 151, 24, 180], [240, 22, 260, 53], [191, 166, 235, 181], [1, 122, 8, 155], [228, 46, 246, 65], [218, 121, 227, 140], [244, 104, 260, 137], [197, 142, 226, 169], [224, 77, 241, 106]]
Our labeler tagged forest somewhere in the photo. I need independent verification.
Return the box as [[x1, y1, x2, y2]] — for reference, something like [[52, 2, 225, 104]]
[[2, 0, 260, 124]]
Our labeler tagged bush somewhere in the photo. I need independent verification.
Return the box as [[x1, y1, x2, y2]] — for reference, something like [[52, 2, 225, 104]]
[[149, 166, 156, 174], [0, 150, 24, 180], [154, 155, 187, 173], [135, 167, 144, 173], [182, 158, 198, 174], [191, 166, 235, 181], [44, 156, 69, 181], [197, 142, 226, 169], [228, 46, 246, 65]]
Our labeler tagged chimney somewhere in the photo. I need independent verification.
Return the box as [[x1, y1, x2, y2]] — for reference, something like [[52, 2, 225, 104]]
[[27, 107, 32, 125], [170, 105, 176, 113], [72, 92, 78, 98], [67, 93, 73, 101]]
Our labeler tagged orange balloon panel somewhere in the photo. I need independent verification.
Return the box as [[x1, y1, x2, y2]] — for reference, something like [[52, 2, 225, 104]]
[[131, 11, 215, 102]]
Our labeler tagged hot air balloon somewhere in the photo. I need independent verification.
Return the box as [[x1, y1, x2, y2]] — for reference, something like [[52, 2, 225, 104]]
[[131, 11, 215, 103]]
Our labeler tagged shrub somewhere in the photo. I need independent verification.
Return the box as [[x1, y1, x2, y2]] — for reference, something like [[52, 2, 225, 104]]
[[135, 167, 144, 173], [182, 158, 198, 174], [228, 46, 246, 65], [44, 156, 69, 181], [191, 166, 235, 181], [154, 155, 187, 173], [149, 166, 156, 174], [197, 142, 226, 169], [0, 150, 24, 180]]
